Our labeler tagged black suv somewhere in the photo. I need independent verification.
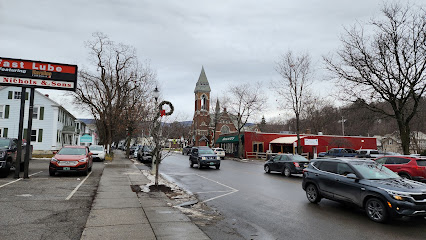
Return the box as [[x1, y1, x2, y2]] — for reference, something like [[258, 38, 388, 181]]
[[302, 158, 426, 222], [189, 146, 220, 169], [0, 138, 26, 177]]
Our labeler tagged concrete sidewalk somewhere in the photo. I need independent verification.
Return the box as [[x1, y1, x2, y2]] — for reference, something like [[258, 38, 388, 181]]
[[80, 150, 210, 240]]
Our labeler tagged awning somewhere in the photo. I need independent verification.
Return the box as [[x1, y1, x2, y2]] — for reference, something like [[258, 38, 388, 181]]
[[270, 136, 305, 144], [215, 135, 241, 143]]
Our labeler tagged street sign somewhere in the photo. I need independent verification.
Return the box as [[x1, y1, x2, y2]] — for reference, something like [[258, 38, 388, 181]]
[[80, 134, 92, 143], [0, 57, 78, 91]]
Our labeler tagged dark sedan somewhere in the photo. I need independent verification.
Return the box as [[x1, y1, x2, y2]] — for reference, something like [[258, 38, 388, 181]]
[[264, 154, 310, 177], [302, 158, 426, 222]]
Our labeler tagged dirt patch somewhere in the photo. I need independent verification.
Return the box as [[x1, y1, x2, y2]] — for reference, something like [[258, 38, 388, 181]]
[[149, 184, 172, 193]]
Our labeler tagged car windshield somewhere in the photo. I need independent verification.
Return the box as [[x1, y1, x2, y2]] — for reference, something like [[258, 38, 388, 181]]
[[350, 161, 400, 180], [89, 146, 103, 151], [58, 148, 86, 155], [199, 149, 215, 154], [143, 146, 153, 151], [289, 155, 308, 161], [0, 139, 9, 148]]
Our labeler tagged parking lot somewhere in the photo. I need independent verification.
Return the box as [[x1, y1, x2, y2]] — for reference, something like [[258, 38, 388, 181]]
[[0, 158, 105, 240]]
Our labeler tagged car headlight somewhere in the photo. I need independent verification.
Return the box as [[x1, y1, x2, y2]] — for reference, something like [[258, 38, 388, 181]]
[[201, 157, 206, 160], [50, 157, 58, 163], [217, 156, 220, 160], [0, 151, 5, 158], [79, 158, 88, 163], [385, 190, 410, 201]]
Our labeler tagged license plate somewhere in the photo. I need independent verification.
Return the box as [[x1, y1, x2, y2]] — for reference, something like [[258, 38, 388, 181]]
[[210, 162, 214, 165], [63, 167, 70, 171]]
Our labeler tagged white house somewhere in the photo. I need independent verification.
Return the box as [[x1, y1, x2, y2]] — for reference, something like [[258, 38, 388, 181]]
[[0, 86, 87, 153]]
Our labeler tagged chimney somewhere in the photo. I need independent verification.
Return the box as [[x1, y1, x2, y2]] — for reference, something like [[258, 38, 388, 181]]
[[45, 94, 49, 97]]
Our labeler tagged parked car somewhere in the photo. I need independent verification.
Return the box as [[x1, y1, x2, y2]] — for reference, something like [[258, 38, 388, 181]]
[[133, 145, 141, 158], [49, 146, 93, 176], [302, 158, 426, 222], [0, 138, 28, 177], [212, 147, 225, 159], [318, 148, 357, 158], [137, 145, 155, 162], [264, 154, 310, 177], [374, 156, 426, 181], [182, 145, 193, 155], [356, 149, 383, 158], [89, 145, 106, 161], [189, 146, 221, 169], [129, 145, 138, 155]]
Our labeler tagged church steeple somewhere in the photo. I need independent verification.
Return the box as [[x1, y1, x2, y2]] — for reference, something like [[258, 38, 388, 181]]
[[194, 66, 211, 93]]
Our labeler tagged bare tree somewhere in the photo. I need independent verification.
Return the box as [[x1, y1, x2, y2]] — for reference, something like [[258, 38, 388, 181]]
[[72, 32, 156, 152], [273, 51, 313, 154], [324, 3, 426, 154], [227, 82, 267, 158]]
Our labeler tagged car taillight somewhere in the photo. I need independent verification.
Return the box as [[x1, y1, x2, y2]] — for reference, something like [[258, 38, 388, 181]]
[[294, 162, 300, 167]]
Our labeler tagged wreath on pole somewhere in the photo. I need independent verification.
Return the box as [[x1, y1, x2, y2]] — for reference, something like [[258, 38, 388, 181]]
[[158, 100, 174, 117]]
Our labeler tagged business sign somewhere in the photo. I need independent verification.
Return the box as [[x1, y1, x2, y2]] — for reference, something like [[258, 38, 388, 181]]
[[304, 139, 319, 146], [80, 134, 92, 143], [0, 57, 77, 91]]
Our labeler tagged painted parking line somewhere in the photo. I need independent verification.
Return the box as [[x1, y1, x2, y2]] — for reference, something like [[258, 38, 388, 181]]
[[65, 171, 92, 200], [0, 171, 43, 189], [195, 174, 238, 203]]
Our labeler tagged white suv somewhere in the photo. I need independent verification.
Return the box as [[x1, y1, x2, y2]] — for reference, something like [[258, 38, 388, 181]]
[[212, 148, 225, 159]]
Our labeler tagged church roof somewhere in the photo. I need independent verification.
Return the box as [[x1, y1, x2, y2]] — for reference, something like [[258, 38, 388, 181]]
[[194, 66, 211, 93]]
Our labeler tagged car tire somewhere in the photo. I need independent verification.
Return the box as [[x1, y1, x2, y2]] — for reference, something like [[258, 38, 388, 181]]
[[82, 167, 89, 176], [216, 165, 220, 170], [365, 198, 388, 223], [399, 173, 411, 179], [283, 167, 291, 177], [189, 160, 193, 168], [264, 165, 270, 173], [49, 170, 55, 176], [306, 184, 321, 203]]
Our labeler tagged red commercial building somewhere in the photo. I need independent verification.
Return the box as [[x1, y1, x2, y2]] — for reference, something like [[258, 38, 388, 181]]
[[217, 131, 377, 159]]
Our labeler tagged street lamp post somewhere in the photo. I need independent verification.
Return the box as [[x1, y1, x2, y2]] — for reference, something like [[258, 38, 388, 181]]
[[151, 87, 160, 177]]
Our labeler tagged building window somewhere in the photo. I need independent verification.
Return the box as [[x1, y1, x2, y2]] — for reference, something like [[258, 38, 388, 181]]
[[253, 142, 264, 152], [201, 95, 207, 110], [33, 107, 39, 119], [0, 128, 8, 137], [31, 130, 37, 142], [0, 105, 3, 118], [221, 125, 230, 134], [14, 91, 22, 99]]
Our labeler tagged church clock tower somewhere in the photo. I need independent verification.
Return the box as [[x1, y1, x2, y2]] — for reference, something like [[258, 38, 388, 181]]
[[191, 66, 211, 146]]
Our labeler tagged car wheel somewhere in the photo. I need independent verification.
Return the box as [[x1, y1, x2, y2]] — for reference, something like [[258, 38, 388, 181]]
[[283, 167, 291, 177], [216, 165, 220, 170], [365, 198, 388, 223], [264, 165, 270, 173], [82, 167, 89, 176], [49, 170, 55, 176], [306, 184, 321, 203], [189, 160, 193, 168], [399, 173, 411, 179]]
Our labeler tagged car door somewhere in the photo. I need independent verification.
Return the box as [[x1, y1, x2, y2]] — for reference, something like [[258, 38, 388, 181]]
[[332, 163, 362, 204], [315, 161, 338, 198], [269, 155, 282, 171]]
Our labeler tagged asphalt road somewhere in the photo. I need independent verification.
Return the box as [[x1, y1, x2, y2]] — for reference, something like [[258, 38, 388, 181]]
[[152, 153, 426, 240], [0, 158, 104, 240]]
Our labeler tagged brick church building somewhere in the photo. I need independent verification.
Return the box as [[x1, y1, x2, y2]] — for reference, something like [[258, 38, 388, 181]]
[[190, 67, 237, 146]]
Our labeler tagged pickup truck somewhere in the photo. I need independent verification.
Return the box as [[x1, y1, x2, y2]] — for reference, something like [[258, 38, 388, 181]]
[[318, 148, 358, 158], [0, 138, 28, 177]]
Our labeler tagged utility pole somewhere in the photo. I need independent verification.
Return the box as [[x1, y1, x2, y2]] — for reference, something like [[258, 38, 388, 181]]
[[338, 116, 347, 136]]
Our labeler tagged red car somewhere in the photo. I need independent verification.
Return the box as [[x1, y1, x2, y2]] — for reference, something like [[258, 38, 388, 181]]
[[375, 156, 426, 181], [49, 146, 93, 176]]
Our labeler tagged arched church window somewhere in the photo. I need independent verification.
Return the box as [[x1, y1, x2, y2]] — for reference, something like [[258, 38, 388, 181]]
[[221, 125, 230, 134], [201, 95, 207, 110]]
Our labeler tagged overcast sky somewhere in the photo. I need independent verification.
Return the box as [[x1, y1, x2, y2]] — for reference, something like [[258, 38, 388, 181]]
[[1, 0, 424, 122]]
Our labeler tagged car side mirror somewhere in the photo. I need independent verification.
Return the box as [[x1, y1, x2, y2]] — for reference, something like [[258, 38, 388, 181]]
[[346, 173, 358, 179]]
